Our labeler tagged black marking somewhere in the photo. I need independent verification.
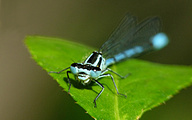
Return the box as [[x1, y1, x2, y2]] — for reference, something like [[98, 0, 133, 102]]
[[97, 57, 102, 68], [71, 63, 78, 67], [72, 63, 101, 71], [78, 72, 88, 75], [93, 67, 101, 71], [87, 52, 100, 64]]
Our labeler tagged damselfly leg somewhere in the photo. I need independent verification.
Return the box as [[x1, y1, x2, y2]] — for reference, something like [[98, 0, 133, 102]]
[[99, 73, 127, 97], [49, 67, 72, 93], [93, 80, 104, 107], [49, 67, 70, 74], [107, 68, 131, 79], [66, 71, 72, 93], [93, 72, 127, 107]]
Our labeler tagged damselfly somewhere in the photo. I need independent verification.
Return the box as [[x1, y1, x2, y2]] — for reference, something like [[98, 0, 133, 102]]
[[49, 14, 169, 107]]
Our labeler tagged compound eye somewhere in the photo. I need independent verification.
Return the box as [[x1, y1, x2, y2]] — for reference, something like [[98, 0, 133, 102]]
[[70, 63, 78, 74], [71, 63, 78, 67]]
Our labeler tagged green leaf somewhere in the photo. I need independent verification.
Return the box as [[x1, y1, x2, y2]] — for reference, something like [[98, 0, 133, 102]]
[[25, 36, 192, 120]]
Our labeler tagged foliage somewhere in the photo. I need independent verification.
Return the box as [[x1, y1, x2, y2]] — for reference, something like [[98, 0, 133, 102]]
[[25, 36, 192, 120]]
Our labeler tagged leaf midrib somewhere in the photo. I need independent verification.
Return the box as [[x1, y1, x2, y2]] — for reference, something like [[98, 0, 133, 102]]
[[113, 66, 120, 120]]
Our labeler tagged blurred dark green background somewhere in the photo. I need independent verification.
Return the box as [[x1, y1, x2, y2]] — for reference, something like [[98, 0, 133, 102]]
[[1, 0, 192, 120]]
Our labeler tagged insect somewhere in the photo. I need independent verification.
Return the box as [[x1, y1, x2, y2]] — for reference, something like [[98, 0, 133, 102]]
[[49, 14, 169, 107]]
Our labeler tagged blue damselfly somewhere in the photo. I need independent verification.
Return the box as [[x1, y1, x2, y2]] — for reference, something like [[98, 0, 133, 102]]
[[49, 14, 169, 107]]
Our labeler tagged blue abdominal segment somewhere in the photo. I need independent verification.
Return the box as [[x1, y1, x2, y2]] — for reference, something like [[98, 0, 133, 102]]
[[105, 58, 115, 66], [151, 33, 169, 50], [114, 46, 144, 62]]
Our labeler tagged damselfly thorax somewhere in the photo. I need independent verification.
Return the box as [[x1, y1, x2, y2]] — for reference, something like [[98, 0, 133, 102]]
[[70, 51, 106, 85]]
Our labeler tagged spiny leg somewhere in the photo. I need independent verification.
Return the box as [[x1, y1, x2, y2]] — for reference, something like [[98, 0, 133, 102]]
[[66, 71, 72, 93], [107, 68, 130, 79], [49, 67, 72, 93], [49, 67, 70, 74], [99, 74, 127, 97], [93, 80, 104, 108]]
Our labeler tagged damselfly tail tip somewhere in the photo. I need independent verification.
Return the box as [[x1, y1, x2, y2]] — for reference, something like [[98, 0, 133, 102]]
[[151, 33, 169, 50]]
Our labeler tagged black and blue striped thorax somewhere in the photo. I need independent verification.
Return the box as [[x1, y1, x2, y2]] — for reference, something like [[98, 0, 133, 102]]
[[70, 51, 106, 85]]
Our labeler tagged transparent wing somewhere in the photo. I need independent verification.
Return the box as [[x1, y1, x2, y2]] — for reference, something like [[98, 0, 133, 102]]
[[99, 14, 161, 60], [99, 14, 137, 55]]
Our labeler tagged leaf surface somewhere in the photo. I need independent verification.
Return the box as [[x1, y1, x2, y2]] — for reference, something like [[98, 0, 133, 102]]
[[25, 36, 192, 120]]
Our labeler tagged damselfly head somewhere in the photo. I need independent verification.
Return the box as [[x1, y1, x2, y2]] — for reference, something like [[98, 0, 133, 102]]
[[70, 62, 102, 79]]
